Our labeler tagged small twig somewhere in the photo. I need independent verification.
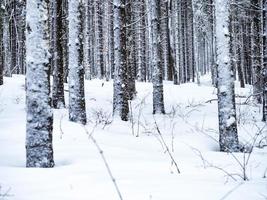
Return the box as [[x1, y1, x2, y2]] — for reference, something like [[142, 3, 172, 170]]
[[83, 126, 124, 200], [205, 98, 218, 103], [129, 100, 135, 136], [153, 117, 181, 174], [190, 146, 238, 181], [205, 93, 262, 104], [59, 114, 65, 139], [244, 92, 262, 104], [0, 186, 12, 199]]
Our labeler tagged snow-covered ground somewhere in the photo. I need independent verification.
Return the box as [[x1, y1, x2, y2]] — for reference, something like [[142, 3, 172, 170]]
[[0, 75, 266, 200]]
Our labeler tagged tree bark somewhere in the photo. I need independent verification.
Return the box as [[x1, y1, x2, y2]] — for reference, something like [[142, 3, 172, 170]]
[[113, 0, 129, 121], [68, 0, 87, 124], [150, 0, 165, 114], [52, 0, 65, 108], [26, 0, 54, 167], [215, 0, 239, 152]]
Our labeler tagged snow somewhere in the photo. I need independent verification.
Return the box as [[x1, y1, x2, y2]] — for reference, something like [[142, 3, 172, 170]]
[[0, 75, 267, 199], [226, 117, 236, 127]]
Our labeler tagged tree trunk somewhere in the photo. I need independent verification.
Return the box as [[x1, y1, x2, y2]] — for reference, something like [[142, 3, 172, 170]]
[[3, 3, 11, 77], [52, 0, 65, 108], [262, 0, 267, 121], [113, 0, 129, 121], [215, 0, 239, 152], [0, 4, 4, 85], [150, 0, 165, 114], [68, 0, 87, 124], [25, 0, 54, 167]]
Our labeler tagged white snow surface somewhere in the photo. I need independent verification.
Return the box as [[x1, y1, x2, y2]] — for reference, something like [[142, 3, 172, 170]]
[[0, 75, 266, 200]]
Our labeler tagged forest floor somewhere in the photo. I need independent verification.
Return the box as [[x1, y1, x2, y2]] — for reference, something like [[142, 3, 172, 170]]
[[0, 75, 266, 200]]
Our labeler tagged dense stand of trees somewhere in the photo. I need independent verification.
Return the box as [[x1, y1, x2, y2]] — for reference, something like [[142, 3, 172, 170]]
[[0, 0, 266, 166]]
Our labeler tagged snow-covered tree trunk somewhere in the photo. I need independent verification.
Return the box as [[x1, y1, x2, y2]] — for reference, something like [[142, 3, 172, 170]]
[[83, 0, 91, 80], [210, 0, 217, 87], [10, 1, 17, 74], [172, 0, 180, 85], [262, 0, 267, 121], [135, 0, 146, 82], [146, 0, 153, 81], [62, 0, 69, 83], [51, 0, 65, 109], [25, 0, 54, 167], [150, 0, 165, 114], [251, 0, 263, 103], [0, 3, 4, 85], [108, 0, 115, 79], [102, 0, 110, 80], [3, 4, 11, 77], [125, 0, 136, 100], [68, 0, 87, 124], [187, 0, 195, 82], [160, 0, 172, 81], [215, 0, 239, 152], [94, 0, 104, 79], [113, 0, 129, 121], [179, 0, 186, 83]]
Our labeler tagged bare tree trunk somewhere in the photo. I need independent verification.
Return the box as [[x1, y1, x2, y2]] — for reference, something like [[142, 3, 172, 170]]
[[150, 0, 165, 114], [26, 0, 54, 167], [262, 0, 267, 121], [84, 0, 91, 80], [135, 0, 146, 82], [62, 0, 69, 83], [108, 0, 115, 79], [94, 0, 104, 79], [251, 0, 263, 103], [3, 2, 11, 77], [0, 3, 4, 85], [113, 0, 129, 121], [126, 0, 136, 100], [215, 0, 239, 152], [51, 0, 65, 108], [68, 0, 87, 124]]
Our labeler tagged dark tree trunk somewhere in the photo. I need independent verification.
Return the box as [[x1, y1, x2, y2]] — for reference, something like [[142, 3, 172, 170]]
[[52, 0, 65, 109], [68, 0, 87, 124], [262, 0, 267, 121], [151, 0, 165, 114], [113, 0, 129, 121]]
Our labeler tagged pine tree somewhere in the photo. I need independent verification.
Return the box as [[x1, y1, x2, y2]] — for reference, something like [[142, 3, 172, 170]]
[[251, 0, 263, 103], [135, 0, 146, 82], [108, 0, 115, 80], [160, 0, 172, 81], [215, 0, 239, 152], [94, 0, 104, 79], [113, 0, 129, 121], [126, 0, 136, 100], [83, 0, 91, 80], [51, 0, 65, 109], [172, 0, 180, 85], [68, 0, 87, 124], [62, 0, 69, 83], [0, 3, 4, 85], [25, 0, 54, 167], [3, 1, 11, 77], [262, 0, 267, 121], [150, 0, 165, 114]]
